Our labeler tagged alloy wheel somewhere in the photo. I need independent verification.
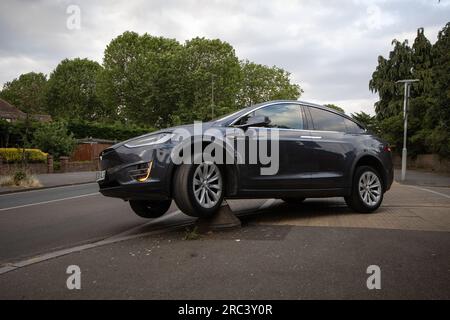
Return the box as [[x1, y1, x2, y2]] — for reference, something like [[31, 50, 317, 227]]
[[192, 162, 223, 208], [358, 171, 381, 207]]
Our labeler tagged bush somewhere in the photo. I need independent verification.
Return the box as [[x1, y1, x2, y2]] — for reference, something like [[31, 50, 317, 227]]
[[67, 121, 155, 141], [0, 148, 48, 163], [0, 119, 40, 148], [13, 171, 27, 185], [1, 119, 155, 148], [0, 172, 42, 188], [31, 121, 76, 158]]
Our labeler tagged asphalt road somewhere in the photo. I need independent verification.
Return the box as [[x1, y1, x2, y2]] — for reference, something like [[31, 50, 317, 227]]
[[0, 183, 268, 264], [0, 180, 449, 299], [2, 224, 448, 299]]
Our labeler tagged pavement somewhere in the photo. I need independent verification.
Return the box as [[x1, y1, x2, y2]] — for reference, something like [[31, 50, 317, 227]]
[[394, 168, 450, 187], [0, 171, 97, 194], [0, 169, 449, 299]]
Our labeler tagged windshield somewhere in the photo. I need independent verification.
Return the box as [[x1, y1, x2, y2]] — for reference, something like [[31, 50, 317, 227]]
[[212, 105, 255, 124]]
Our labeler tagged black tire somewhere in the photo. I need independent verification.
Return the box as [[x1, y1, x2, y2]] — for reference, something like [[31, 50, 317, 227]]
[[173, 163, 225, 217], [345, 165, 383, 213], [282, 197, 305, 204], [129, 199, 171, 218]]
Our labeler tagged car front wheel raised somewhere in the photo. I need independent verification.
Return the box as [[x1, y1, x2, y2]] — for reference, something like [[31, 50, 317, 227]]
[[129, 199, 172, 218], [173, 162, 224, 217], [345, 165, 383, 213]]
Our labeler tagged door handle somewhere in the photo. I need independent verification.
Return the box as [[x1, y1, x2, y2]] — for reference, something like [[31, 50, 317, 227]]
[[300, 135, 322, 139]]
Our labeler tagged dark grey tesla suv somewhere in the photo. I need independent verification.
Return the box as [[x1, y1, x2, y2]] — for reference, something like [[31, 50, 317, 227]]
[[98, 100, 393, 218]]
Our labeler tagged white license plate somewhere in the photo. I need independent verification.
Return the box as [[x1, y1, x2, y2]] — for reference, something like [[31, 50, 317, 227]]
[[96, 170, 106, 181]]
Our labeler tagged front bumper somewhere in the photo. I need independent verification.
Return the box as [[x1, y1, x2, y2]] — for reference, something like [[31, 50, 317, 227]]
[[98, 143, 174, 201]]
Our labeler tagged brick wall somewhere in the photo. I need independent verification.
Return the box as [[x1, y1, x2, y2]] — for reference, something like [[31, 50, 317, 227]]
[[0, 162, 48, 175], [393, 154, 450, 173], [1, 156, 100, 175], [60, 156, 99, 173]]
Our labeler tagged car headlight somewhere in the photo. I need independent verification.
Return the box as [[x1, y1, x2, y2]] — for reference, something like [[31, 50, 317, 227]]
[[124, 133, 175, 148]]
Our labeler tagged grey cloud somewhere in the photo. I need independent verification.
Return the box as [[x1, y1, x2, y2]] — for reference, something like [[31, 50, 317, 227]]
[[0, 0, 449, 115]]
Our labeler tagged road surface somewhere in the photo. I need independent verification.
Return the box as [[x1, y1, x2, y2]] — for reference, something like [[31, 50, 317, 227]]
[[0, 181, 449, 299]]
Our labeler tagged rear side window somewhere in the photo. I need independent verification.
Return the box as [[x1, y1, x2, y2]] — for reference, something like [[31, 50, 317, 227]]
[[253, 104, 304, 129], [344, 118, 366, 134], [308, 107, 346, 132]]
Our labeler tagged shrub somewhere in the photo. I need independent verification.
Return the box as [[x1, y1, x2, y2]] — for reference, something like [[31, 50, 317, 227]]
[[67, 121, 155, 141], [13, 171, 26, 185], [32, 121, 76, 158], [0, 173, 42, 188], [1, 119, 155, 148], [0, 148, 48, 163]]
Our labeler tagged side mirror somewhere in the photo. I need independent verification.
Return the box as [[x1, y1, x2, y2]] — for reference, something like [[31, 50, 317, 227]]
[[235, 115, 270, 129]]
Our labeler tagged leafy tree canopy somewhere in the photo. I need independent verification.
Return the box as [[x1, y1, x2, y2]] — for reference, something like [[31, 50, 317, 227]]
[[237, 60, 302, 108], [46, 58, 105, 121], [0, 72, 47, 114], [324, 104, 345, 113], [370, 23, 450, 157]]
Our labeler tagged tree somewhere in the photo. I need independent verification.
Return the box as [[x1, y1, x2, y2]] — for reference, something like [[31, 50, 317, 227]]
[[0, 72, 47, 114], [1, 72, 49, 169], [369, 23, 450, 157], [369, 39, 413, 120], [351, 111, 379, 133], [427, 22, 450, 156], [177, 37, 242, 122], [98, 32, 303, 127], [324, 104, 345, 113], [237, 60, 302, 107], [99, 31, 183, 127], [46, 58, 106, 121], [399, 28, 436, 155], [31, 121, 76, 158]]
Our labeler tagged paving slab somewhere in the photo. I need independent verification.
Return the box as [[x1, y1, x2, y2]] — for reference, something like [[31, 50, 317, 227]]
[[253, 183, 450, 232]]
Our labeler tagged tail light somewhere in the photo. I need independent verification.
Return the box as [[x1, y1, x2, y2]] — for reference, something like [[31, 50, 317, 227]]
[[384, 145, 391, 153]]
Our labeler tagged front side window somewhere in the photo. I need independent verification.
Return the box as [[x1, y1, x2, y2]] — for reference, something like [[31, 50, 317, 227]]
[[253, 104, 303, 129], [308, 107, 346, 132]]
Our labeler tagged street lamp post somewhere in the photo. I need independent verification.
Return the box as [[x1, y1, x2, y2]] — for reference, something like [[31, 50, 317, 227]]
[[396, 79, 419, 181]]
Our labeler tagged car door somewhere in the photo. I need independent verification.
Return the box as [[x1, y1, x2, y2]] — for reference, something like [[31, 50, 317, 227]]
[[236, 103, 314, 190], [304, 106, 356, 189]]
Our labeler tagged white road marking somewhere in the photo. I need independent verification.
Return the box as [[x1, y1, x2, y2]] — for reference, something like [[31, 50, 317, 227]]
[[0, 182, 97, 197], [407, 185, 450, 199], [0, 192, 100, 211]]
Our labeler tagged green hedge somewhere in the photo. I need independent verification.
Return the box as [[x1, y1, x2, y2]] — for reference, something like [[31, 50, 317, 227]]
[[67, 121, 155, 141], [0, 119, 155, 148], [0, 148, 48, 163]]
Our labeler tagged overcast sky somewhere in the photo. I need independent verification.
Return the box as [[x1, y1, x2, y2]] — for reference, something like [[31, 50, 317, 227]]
[[0, 0, 448, 115]]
